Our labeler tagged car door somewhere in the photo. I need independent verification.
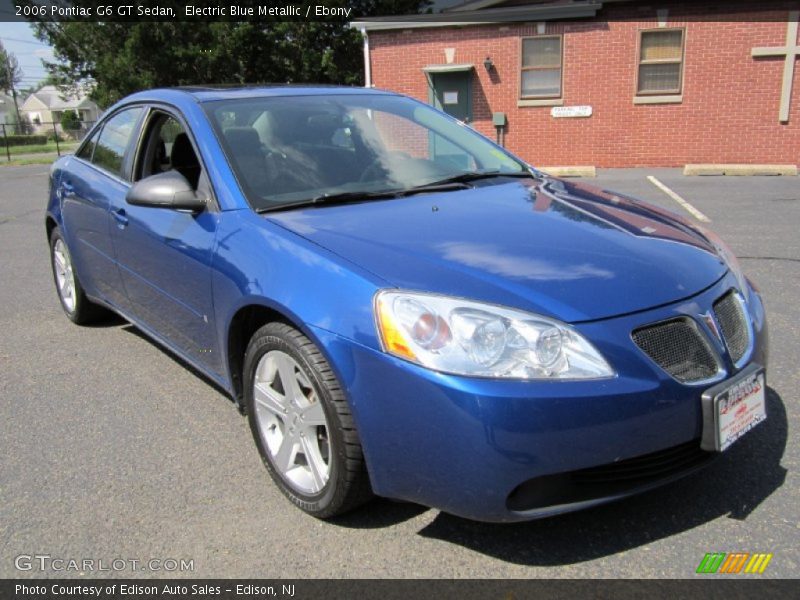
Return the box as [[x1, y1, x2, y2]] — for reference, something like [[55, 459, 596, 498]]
[[59, 107, 144, 309], [107, 107, 221, 373]]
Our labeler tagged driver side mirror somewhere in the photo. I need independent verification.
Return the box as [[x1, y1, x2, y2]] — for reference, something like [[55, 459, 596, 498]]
[[126, 171, 206, 212]]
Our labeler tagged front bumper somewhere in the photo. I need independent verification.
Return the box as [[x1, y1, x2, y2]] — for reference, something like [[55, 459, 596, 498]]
[[313, 273, 768, 522]]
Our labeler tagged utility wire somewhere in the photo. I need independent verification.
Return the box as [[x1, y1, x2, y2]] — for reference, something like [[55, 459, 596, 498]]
[[0, 37, 52, 46]]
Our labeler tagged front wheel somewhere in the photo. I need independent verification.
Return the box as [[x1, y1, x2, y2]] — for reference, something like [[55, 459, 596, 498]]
[[244, 322, 372, 518], [49, 227, 107, 324]]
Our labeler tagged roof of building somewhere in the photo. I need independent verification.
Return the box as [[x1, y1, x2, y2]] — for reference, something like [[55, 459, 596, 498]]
[[22, 86, 97, 111]]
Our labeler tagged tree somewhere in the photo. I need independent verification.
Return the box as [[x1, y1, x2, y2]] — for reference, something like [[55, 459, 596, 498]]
[[60, 109, 82, 132], [1, 41, 24, 129], [30, 0, 430, 108], [0, 41, 24, 94]]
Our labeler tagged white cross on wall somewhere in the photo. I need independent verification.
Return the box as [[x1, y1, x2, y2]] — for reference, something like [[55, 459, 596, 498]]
[[751, 10, 800, 123]]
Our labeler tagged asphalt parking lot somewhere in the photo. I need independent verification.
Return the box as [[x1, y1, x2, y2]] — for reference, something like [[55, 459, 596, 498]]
[[0, 165, 797, 578]]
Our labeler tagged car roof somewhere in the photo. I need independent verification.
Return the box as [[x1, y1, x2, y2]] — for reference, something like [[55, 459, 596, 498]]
[[124, 85, 397, 105]]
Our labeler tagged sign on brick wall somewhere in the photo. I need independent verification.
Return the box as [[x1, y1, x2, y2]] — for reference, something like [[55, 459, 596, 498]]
[[551, 106, 593, 118]]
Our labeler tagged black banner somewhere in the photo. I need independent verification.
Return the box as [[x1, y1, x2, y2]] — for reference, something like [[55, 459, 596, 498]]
[[1, 0, 797, 23], [4, 1, 358, 23], [1, 579, 796, 600]]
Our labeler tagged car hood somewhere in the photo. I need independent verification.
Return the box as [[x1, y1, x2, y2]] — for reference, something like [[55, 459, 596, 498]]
[[267, 177, 727, 323]]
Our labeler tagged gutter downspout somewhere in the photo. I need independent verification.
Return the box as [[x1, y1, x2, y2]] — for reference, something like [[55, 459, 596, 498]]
[[359, 27, 372, 88]]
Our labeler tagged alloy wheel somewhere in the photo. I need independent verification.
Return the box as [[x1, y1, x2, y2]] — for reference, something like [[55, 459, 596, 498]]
[[252, 350, 331, 495], [53, 238, 76, 313]]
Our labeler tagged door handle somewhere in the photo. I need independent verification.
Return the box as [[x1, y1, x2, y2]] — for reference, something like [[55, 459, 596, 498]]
[[61, 182, 75, 199], [112, 208, 129, 227]]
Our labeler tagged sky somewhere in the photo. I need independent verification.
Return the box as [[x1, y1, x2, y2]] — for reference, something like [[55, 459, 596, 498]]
[[0, 13, 55, 90], [0, 0, 54, 90]]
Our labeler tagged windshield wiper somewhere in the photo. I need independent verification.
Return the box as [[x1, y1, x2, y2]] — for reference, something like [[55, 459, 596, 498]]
[[411, 170, 533, 189], [256, 189, 401, 213], [256, 182, 472, 213]]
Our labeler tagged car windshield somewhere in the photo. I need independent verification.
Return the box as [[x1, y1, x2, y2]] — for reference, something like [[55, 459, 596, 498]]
[[203, 93, 528, 211]]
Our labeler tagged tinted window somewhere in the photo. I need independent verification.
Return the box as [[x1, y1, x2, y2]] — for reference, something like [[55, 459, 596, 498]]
[[76, 128, 100, 161], [93, 107, 143, 179], [136, 112, 202, 190]]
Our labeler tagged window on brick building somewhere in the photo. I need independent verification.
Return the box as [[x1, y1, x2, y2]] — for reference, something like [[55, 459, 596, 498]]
[[520, 35, 563, 99], [637, 29, 685, 95]]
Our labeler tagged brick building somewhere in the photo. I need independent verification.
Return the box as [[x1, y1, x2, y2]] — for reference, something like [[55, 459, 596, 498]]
[[351, 0, 800, 168]]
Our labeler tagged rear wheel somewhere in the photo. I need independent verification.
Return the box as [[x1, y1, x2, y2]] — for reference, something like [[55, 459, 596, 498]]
[[49, 227, 106, 324], [244, 322, 372, 518]]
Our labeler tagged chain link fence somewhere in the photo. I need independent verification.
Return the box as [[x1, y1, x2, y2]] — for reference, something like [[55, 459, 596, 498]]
[[0, 120, 95, 162]]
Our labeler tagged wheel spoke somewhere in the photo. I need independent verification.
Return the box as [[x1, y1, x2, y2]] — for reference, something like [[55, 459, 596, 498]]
[[276, 353, 303, 402], [300, 401, 326, 427], [273, 434, 296, 473], [53, 251, 66, 271], [253, 382, 287, 416], [300, 434, 327, 492]]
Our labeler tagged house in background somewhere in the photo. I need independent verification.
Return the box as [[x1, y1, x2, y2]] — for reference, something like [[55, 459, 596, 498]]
[[20, 86, 101, 135], [351, 0, 800, 169]]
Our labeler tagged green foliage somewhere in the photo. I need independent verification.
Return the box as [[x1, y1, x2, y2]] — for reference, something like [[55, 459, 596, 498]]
[[0, 41, 24, 93], [60, 110, 82, 131], [31, 1, 430, 108], [0, 134, 48, 147]]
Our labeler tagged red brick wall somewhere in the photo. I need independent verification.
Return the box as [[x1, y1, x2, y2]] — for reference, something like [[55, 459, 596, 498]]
[[371, 111, 430, 157], [367, 1, 800, 167]]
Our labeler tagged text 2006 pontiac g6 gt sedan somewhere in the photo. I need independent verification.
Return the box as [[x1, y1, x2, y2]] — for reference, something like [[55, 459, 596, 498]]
[[46, 86, 767, 522]]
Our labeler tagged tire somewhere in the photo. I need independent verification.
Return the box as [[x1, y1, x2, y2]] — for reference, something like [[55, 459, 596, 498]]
[[49, 227, 107, 325], [244, 322, 373, 518]]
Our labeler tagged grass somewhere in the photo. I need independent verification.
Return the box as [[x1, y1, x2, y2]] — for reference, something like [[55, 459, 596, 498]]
[[0, 155, 58, 167], [1, 141, 79, 155]]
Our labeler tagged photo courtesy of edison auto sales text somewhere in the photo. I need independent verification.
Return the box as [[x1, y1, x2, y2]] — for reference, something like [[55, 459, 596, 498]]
[[15, 584, 296, 597]]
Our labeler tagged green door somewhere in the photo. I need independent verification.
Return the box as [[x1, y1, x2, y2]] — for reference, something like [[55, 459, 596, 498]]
[[429, 70, 473, 170], [430, 71, 472, 123]]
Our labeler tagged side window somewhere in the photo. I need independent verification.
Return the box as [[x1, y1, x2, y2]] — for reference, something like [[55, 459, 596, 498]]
[[136, 112, 202, 190], [76, 128, 100, 161], [92, 107, 143, 179]]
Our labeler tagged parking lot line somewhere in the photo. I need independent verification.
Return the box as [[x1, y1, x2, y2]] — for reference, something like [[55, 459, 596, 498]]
[[646, 175, 711, 223]]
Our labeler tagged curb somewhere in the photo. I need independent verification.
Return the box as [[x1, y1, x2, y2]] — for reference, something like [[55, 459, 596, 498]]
[[538, 166, 596, 177], [683, 164, 797, 176]]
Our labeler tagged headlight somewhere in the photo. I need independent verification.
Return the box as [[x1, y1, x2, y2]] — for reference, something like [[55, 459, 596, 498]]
[[374, 291, 614, 380], [696, 226, 749, 300]]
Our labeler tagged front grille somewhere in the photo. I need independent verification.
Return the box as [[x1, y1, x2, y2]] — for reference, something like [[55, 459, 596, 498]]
[[571, 440, 710, 484], [506, 440, 713, 512], [714, 290, 750, 363], [632, 318, 719, 383]]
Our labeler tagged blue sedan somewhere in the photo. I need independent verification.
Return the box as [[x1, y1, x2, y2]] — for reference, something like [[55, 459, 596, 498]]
[[46, 86, 768, 522]]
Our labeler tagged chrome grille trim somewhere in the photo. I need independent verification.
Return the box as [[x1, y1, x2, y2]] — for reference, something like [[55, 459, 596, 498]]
[[632, 317, 723, 384]]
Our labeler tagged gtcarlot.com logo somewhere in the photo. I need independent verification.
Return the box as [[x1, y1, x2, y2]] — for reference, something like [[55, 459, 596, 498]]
[[696, 552, 773, 574], [14, 554, 194, 573]]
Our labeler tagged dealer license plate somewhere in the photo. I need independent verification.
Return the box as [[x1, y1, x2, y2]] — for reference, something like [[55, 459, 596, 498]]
[[700, 365, 766, 452]]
